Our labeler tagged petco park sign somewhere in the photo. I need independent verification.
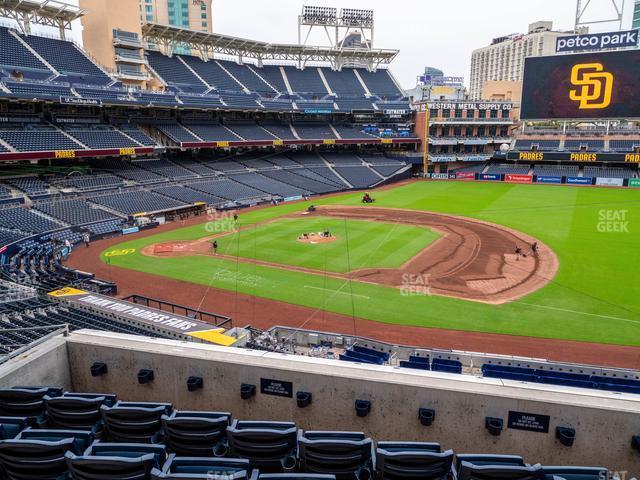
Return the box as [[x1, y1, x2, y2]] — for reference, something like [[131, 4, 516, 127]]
[[556, 29, 639, 53]]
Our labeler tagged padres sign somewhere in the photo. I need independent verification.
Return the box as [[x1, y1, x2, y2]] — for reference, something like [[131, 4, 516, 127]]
[[521, 50, 640, 120]]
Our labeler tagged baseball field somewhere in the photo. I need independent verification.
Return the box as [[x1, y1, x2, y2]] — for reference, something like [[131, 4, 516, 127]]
[[98, 181, 640, 347]]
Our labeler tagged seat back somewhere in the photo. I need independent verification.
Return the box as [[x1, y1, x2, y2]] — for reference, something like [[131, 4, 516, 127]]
[[540, 466, 608, 479], [162, 411, 230, 455], [227, 420, 297, 471], [455, 454, 525, 470], [101, 404, 168, 443], [258, 475, 337, 480], [298, 430, 373, 479], [375, 442, 453, 480], [45, 396, 107, 430], [151, 455, 251, 479], [66, 451, 157, 480], [86, 441, 166, 461], [458, 462, 543, 480], [0, 438, 74, 479], [0, 388, 49, 419]]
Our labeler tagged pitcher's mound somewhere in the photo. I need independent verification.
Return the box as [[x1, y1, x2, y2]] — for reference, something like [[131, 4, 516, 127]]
[[297, 233, 337, 244]]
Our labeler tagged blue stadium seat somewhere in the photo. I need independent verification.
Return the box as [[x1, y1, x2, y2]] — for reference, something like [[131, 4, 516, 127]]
[[226, 420, 297, 471], [0, 428, 92, 480], [351, 346, 389, 362], [45, 393, 116, 432], [66, 442, 166, 480], [375, 441, 453, 480], [0, 387, 61, 421], [339, 350, 384, 365], [65, 451, 157, 479], [258, 476, 336, 480], [540, 466, 609, 479], [431, 359, 462, 374], [161, 410, 231, 456], [534, 371, 592, 389], [145, 51, 208, 93], [457, 462, 543, 480], [297, 430, 374, 480], [21, 34, 110, 84], [0, 27, 49, 71], [101, 402, 172, 443], [151, 455, 251, 479], [481, 365, 537, 383]]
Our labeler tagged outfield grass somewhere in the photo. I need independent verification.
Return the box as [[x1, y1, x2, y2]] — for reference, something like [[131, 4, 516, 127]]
[[101, 181, 640, 346], [213, 216, 439, 273]]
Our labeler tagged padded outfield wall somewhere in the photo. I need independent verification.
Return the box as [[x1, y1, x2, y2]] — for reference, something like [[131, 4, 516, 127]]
[[2, 330, 637, 474]]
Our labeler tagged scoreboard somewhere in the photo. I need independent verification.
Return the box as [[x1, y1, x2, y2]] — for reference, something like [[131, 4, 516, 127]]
[[521, 50, 640, 120]]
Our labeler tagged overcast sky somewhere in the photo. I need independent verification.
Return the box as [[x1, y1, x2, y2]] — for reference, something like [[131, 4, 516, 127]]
[[22, 0, 635, 90], [211, 0, 634, 88]]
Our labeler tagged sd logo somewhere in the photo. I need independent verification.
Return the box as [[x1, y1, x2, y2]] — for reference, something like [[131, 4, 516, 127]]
[[569, 63, 613, 110]]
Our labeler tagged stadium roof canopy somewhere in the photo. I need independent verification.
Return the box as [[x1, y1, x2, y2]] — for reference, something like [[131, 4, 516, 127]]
[[141, 22, 399, 70], [0, 0, 84, 38]]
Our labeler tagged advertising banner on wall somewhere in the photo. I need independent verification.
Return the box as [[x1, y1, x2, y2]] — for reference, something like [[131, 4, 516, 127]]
[[478, 173, 502, 181], [629, 178, 640, 188], [566, 177, 593, 185], [505, 174, 533, 184], [535, 176, 563, 184], [456, 172, 476, 180], [595, 177, 625, 187]]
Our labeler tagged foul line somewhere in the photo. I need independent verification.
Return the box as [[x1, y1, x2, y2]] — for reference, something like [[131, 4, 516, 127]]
[[512, 301, 640, 325], [304, 285, 370, 300]]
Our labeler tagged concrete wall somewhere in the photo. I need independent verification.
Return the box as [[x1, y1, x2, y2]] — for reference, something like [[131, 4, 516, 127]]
[[0, 336, 71, 390], [59, 331, 640, 476]]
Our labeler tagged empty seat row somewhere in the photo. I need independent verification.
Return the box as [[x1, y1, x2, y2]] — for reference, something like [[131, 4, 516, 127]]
[[0, 388, 612, 480], [482, 364, 640, 394]]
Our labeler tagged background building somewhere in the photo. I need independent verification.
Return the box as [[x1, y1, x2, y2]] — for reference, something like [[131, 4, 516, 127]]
[[469, 21, 580, 99], [139, 0, 212, 33], [79, 0, 212, 87], [407, 67, 467, 103], [633, 0, 640, 29]]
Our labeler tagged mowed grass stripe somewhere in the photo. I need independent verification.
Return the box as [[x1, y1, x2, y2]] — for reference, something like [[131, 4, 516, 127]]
[[103, 181, 640, 346]]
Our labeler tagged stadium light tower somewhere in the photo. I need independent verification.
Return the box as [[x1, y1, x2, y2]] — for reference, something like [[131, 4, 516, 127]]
[[298, 5, 375, 69], [574, 0, 627, 31]]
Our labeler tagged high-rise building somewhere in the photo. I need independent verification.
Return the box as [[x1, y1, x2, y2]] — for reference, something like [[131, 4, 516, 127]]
[[79, 0, 212, 87], [139, 0, 212, 33], [469, 21, 578, 100], [633, 0, 640, 29]]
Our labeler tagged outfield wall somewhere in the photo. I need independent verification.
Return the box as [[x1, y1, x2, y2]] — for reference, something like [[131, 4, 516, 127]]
[[23, 330, 634, 475], [426, 172, 640, 188]]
